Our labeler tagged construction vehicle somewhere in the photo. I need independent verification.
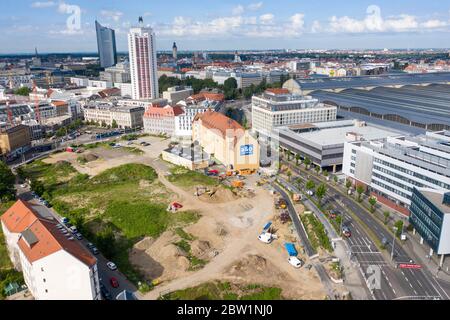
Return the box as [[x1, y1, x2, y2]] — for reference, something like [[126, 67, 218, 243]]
[[238, 169, 256, 175], [194, 186, 210, 196], [231, 180, 244, 188], [275, 198, 287, 209]]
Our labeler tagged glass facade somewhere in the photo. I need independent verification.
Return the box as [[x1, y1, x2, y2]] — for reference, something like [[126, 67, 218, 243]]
[[409, 188, 444, 252]]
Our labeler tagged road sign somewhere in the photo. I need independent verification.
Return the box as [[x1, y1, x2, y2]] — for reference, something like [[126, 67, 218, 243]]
[[398, 263, 422, 269]]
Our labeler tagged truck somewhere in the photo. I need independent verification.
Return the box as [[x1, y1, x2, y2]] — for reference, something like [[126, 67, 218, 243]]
[[231, 180, 244, 188], [238, 169, 256, 175], [275, 198, 287, 209], [284, 243, 298, 257]]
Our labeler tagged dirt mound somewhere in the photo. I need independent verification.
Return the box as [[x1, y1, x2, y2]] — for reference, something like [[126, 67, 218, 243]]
[[191, 240, 211, 257], [215, 223, 228, 237], [84, 153, 99, 162], [226, 254, 289, 282], [198, 187, 237, 203]]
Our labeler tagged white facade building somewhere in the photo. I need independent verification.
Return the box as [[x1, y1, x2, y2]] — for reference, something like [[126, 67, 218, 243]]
[[1, 200, 100, 300], [342, 131, 450, 215], [251, 89, 337, 137], [128, 17, 159, 100]]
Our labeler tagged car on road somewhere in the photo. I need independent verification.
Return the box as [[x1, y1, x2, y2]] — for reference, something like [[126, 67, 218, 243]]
[[306, 190, 314, 196], [101, 288, 113, 300], [106, 262, 117, 271], [91, 247, 100, 255], [75, 233, 83, 240], [288, 256, 303, 268], [342, 226, 351, 238], [382, 237, 388, 246], [87, 242, 95, 249], [69, 226, 78, 234], [140, 142, 150, 146], [258, 232, 274, 244], [110, 277, 119, 288]]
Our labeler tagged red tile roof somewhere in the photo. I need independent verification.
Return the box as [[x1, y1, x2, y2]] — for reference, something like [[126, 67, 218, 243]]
[[1, 200, 96, 267], [144, 105, 184, 118], [188, 92, 225, 103], [51, 100, 68, 107], [265, 88, 290, 95], [194, 110, 243, 137]]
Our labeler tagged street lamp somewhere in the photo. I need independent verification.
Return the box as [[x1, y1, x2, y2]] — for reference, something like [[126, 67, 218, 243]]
[[391, 226, 398, 261]]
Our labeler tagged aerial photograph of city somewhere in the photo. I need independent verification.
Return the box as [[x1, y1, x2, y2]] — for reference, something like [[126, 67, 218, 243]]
[[1, 0, 450, 312]]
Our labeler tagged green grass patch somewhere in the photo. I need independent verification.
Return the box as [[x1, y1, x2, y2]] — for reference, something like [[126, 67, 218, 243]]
[[175, 227, 195, 241], [300, 212, 333, 252], [167, 166, 218, 188], [160, 281, 284, 300]]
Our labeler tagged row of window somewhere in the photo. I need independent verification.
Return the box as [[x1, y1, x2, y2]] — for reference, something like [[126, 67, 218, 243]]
[[371, 178, 410, 200]]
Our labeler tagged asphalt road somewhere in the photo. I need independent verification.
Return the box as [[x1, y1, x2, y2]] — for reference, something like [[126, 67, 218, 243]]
[[284, 161, 450, 300], [15, 184, 138, 300]]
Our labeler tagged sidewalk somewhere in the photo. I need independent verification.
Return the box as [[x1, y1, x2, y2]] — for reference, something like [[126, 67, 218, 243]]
[[277, 176, 370, 300]]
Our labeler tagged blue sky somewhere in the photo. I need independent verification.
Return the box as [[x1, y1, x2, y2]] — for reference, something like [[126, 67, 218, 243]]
[[1, 0, 450, 53]]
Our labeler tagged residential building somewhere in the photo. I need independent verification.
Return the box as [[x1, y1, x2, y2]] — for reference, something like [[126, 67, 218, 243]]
[[278, 119, 402, 172], [0, 124, 31, 156], [83, 102, 144, 129], [143, 104, 184, 136], [1, 200, 101, 300], [95, 21, 117, 68], [342, 131, 450, 216], [192, 110, 260, 170], [410, 188, 450, 264], [174, 102, 211, 137], [251, 88, 337, 138], [162, 86, 193, 104], [128, 17, 159, 100]]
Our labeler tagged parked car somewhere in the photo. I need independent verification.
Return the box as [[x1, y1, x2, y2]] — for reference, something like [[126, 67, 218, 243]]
[[258, 232, 274, 244], [61, 217, 70, 224], [110, 277, 119, 288], [87, 242, 95, 249], [20, 184, 27, 188], [69, 226, 78, 234], [91, 247, 99, 255], [288, 256, 303, 268], [75, 233, 83, 240], [306, 190, 314, 196], [382, 237, 388, 246], [106, 262, 117, 271]]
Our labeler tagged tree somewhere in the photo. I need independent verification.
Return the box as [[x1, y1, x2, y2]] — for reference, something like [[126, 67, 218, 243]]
[[30, 179, 45, 196], [55, 127, 66, 137], [286, 170, 292, 181], [333, 175, 338, 184], [314, 165, 321, 174], [383, 211, 390, 225], [101, 121, 107, 128], [303, 157, 311, 169], [368, 196, 377, 213], [95, 226, 116, 259], [316, 183, 327, 206], [306, 179, 315, 191], [295, 154, 300, 166], [323, 170, 329, 177], [0, 161, 15, 202], [394, 220, 404, 238], [356, 185, 364, 202], [223, 77, 238, 100], [345, 179, 352, 190], [111, 120, 118, 129], [14, 87, 31, 96]]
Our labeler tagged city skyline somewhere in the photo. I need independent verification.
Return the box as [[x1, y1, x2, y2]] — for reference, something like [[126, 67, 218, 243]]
[[1, 0, 450, 53]]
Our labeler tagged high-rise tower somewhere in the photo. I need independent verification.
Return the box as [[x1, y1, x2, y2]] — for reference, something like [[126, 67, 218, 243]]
[[95, 20, 117, 68], [128, 17, 159, 100]]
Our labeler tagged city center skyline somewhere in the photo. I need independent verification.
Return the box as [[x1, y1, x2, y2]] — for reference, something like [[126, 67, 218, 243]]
[[1, 0, 450, 53]]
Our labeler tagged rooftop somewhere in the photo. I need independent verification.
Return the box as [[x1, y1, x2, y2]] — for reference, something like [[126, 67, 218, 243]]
[[1, 200, 96, 267], [417, 188, 450, 214], [194, 110, 243, 137]]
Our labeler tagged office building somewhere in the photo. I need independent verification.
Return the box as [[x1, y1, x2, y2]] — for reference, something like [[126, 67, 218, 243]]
[[1, 200, 101, 300], [343, 131, 450, 216], [128, 17, 159, 100], [99, 62, 131, 84], [95, 21, 117, 69], [278, 119, 402, 172], [251, 88, 337, 138], [162, 86, 193, 104], [410, 188, 450, 263], [0, 124, 31, 157], [83, 102, 144, 129], [143, 104, 184, 136]]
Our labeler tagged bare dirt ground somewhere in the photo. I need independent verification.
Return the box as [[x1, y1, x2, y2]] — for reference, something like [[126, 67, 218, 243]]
[[42, 136, 326, 299]]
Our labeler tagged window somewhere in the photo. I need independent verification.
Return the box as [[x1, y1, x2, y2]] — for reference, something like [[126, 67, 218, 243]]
[[45, 289, 48, 293], [43, 278, 46, 283]]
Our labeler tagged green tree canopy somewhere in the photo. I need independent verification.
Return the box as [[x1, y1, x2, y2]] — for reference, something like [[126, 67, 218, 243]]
[[0, 161, 15, 202]]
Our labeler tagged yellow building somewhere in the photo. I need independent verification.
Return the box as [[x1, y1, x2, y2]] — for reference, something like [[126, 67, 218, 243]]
[[192, 111, 259, 171], [0, 125, 31, 156]]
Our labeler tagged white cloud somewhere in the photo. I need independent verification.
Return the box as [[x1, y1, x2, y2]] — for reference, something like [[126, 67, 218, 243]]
[[311, 20, 322, 33], [31, 1, 55, 8], [101, 10, 124, 22], [259, 13, 274, 25], [248, 2, 263, 11], [420, 19, 447, 29], [232, 5, 245, 16]]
